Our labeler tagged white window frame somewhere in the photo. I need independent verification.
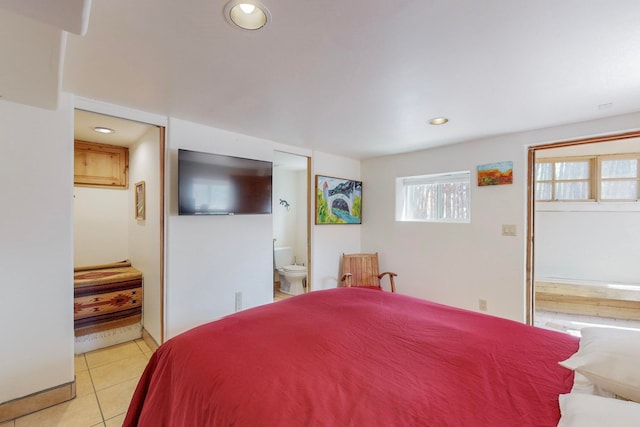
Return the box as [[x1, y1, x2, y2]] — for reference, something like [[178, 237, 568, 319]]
[[535, 153, 640, 212], [598, 153, 640, 202], [395, 171, 471, 223], [535, 156, 596, 202]]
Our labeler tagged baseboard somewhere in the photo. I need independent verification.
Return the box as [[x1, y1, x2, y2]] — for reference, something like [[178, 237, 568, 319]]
[[141, 328, 159, 352], [0, 380, 75, 423], [74, 322, 142, 354]]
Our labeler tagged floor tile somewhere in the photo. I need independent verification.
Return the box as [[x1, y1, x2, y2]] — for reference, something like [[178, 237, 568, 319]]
[[75, 354, 88, 373], [7, 338, 149, 426], [134, 339, 152, 354], [85, 342, 143, 369], [14, 393, 102, 427], [75, 369, 95, 397], [90, 353, 148, 391], [105, 413, 126, 427], [97, 377, 139, 420]]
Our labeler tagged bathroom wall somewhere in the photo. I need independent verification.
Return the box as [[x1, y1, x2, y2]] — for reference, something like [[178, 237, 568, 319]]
[[273, 167, 297, 256], [73, 186, 129, 266], [128, 126, 163, 344], [295, 169, 308, 266]]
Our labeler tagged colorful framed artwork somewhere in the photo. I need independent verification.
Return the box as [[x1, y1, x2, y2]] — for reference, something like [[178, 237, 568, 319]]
[[315, 175, 362, 224], [477, 161, 513, 186], [135, 181, 145, 220]]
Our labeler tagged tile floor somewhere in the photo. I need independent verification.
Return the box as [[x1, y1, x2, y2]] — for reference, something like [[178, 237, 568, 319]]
[[2, 339, 153, 427]]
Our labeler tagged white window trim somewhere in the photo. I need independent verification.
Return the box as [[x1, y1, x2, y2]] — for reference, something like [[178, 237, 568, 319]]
[[535, 201, 640, 212]]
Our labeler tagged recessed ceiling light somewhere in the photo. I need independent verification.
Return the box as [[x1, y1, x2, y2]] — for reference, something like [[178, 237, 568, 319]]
[[224, 0, 271, 31], [429, 117, 449, 125], [93, 126, 115, 134]]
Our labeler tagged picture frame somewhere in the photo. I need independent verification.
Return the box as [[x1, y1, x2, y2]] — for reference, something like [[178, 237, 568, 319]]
[[315, 175, 362, 224], [135, 181, 146, 220], [477, 161, 513, 186]]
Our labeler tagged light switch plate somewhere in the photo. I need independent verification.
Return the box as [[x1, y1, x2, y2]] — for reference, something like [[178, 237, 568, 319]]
[[502, 224, 516, 236]]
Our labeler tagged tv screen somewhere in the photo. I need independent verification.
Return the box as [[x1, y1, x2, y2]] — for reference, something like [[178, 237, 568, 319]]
[[178, 149, 272, 215]]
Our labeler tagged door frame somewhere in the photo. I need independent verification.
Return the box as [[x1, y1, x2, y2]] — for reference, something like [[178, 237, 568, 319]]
[[525, 130, 640, 324], [272, 150, 313, 293], [74, 97, 168, 344]]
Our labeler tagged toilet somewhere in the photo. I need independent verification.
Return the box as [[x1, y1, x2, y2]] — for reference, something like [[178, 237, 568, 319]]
[[274, 246, 307, 295]]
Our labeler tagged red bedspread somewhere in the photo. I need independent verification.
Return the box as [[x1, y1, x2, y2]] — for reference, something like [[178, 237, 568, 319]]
[[124, 288, 578, 426]]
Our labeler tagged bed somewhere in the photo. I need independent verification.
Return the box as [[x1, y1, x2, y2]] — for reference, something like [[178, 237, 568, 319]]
[[124, 287, 578, 426]]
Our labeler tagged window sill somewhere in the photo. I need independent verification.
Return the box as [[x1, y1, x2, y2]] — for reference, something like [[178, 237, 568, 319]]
[[536, 201, 640, 212]]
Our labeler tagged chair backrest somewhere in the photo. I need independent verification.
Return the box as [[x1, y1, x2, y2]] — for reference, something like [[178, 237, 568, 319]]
[[342, 253, 381, 288]]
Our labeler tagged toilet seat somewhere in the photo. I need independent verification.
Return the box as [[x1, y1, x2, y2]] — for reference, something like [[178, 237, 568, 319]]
[[281, 265, 306, 273]]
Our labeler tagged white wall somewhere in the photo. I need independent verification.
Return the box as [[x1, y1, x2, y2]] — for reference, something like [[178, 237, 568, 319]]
[[0, 96, 74, 403], [310, 151, 362, 290], [362, 112, 640, 323], [535, 209, 640, 283], [129, 126, 163, 344], [165, 120, 363, 337], [73, 186, 128, 266], [295, 169, 308, 266], [165, 118, 276, 339], [362, 139, 525, 321], [0, 96, 363, 406], [273, 167, 297, 250]]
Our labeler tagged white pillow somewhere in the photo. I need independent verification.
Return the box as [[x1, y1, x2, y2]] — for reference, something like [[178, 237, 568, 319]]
[[570, 372, 617, 398], [559, 327, 640, 402], [558, 393, 640, 427]]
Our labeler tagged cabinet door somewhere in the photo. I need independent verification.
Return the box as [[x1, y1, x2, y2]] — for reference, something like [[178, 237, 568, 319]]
[[74, 140, 129, 188]]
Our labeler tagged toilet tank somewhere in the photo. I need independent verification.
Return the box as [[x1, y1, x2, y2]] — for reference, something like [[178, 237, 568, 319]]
[[274, 246, 292, 268]]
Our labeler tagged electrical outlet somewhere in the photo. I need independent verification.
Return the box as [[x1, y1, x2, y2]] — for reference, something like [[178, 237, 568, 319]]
[[479, 299, 488, 311], [235, 291, 242, 311]]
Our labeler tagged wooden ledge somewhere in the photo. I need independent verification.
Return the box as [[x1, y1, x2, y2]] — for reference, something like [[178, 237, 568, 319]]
[[536, 280, 640, 321]]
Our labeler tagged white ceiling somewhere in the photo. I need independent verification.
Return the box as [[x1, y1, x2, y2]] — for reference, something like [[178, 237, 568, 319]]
[[5, 1, 640, 159], [74, 109, 156, 146]]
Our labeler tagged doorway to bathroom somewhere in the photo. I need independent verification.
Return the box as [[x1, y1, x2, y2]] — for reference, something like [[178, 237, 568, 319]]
[[272, 151, 311, 300]]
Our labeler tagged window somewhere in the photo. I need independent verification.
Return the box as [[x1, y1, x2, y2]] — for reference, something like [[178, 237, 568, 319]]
[[600, 156, 639, 201], [535, 157, 594, 201], [535, 154, 640, 202], [396, 171, 470, 222]]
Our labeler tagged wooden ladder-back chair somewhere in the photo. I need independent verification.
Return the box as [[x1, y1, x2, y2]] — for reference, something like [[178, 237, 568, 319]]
[[341, 253, 397, 292]]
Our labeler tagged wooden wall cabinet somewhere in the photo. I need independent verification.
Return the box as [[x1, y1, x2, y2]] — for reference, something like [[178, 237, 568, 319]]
[[74, 140, 129, 188]]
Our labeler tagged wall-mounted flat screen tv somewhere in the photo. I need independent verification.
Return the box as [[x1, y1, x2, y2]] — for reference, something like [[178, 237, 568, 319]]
[[178, 149, 272, 215]]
